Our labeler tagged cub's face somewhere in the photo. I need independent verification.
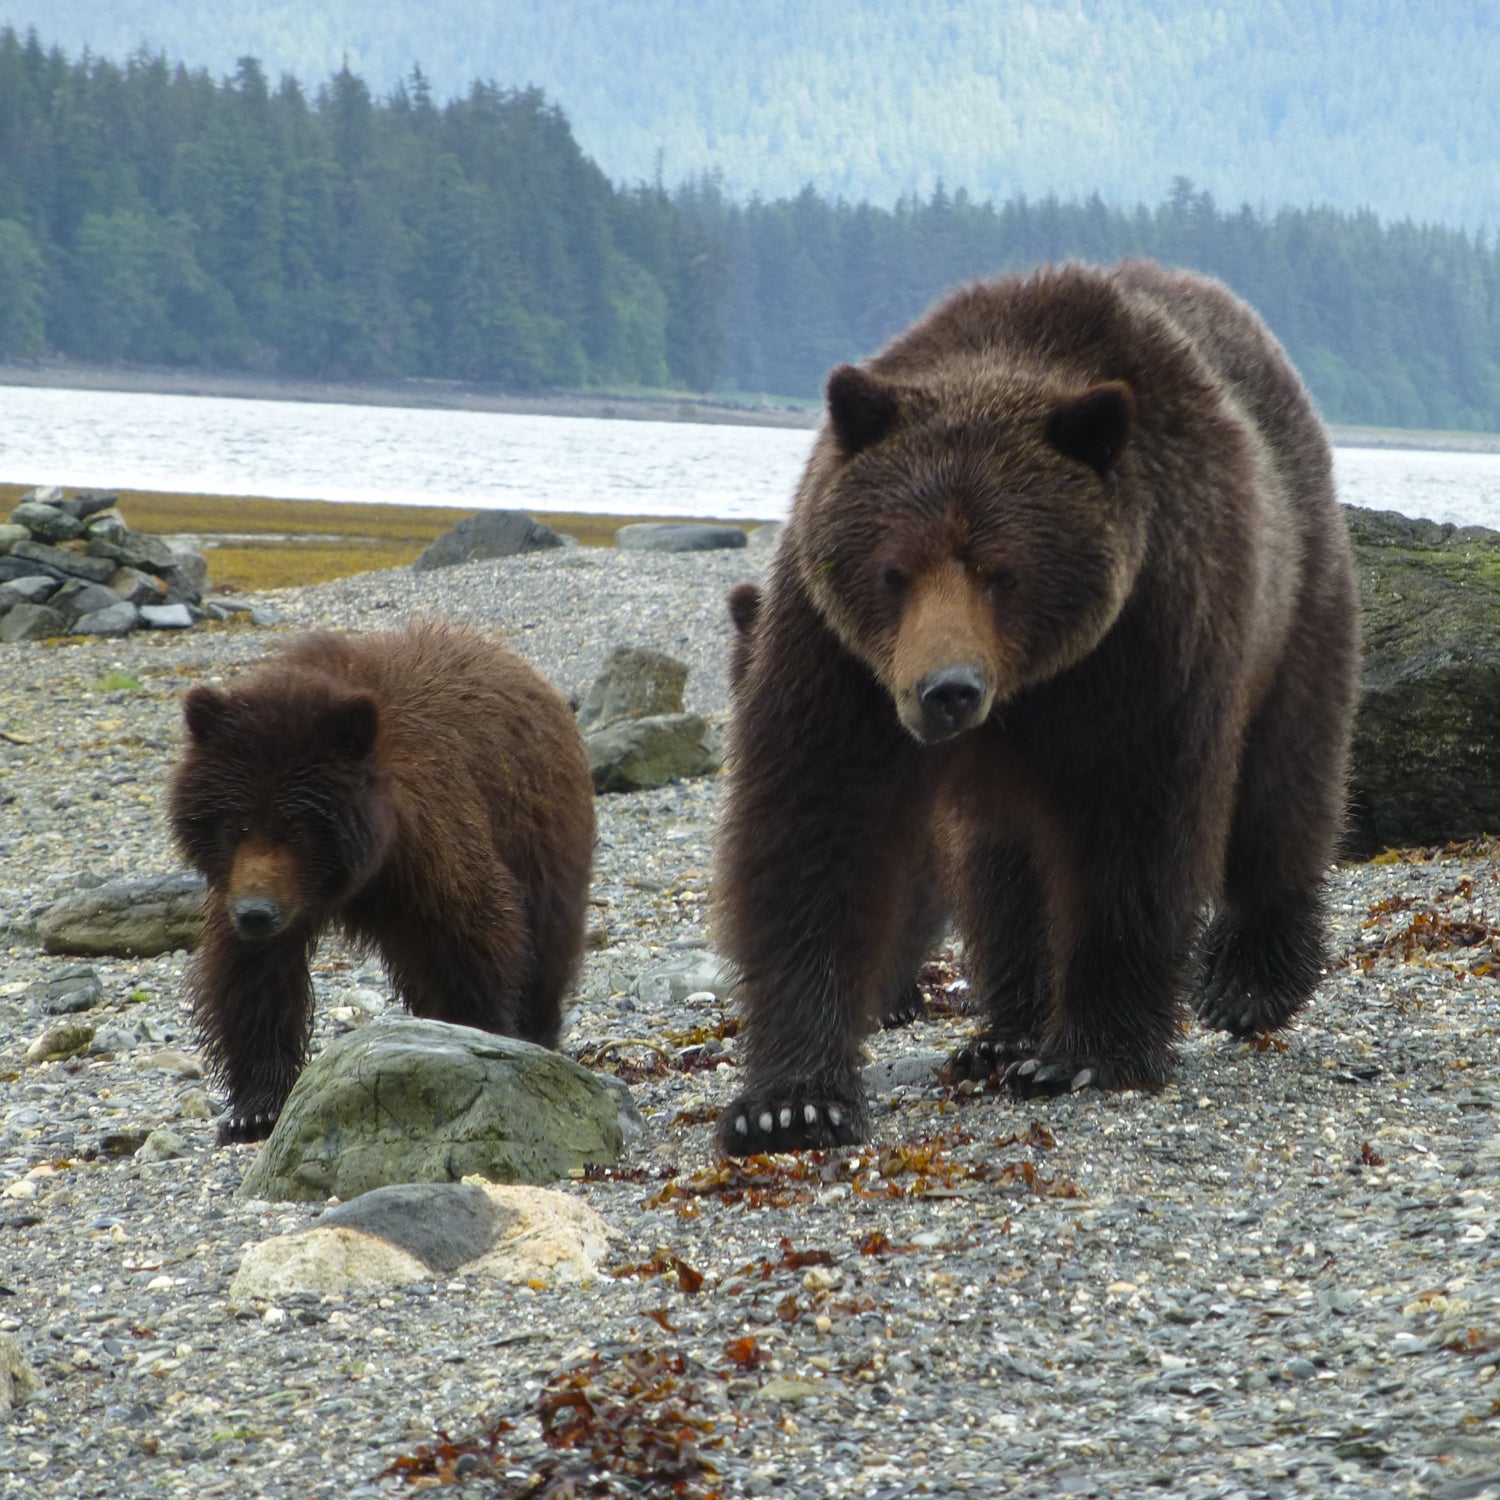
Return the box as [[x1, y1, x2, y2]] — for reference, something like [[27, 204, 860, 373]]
[[798, 366, 1145, 744], [168, 681, 389, 941]]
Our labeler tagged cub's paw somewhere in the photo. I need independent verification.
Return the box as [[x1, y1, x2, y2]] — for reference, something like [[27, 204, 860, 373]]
[[216, 1109, 278, 1146], [880, 981, 927, 1031], [717, 1087, 869, 1155], [947, 1034, 1036, 1083]]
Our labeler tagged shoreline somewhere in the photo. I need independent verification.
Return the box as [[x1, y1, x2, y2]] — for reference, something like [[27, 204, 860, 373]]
[[6, 356, 1500, 453], [0, 358, 822, 431]]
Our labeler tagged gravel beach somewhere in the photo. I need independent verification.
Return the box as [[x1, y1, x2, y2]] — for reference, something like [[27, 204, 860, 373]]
[[3, 544, 1499, 1499]]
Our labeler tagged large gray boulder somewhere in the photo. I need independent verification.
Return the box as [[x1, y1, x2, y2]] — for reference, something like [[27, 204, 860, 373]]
[[411, 510, 564, 572], [237, 1014, 624, 1203], [1345, 506, 1500, 854], [36, 872, 207, 957], [577, 646, 687, 730]]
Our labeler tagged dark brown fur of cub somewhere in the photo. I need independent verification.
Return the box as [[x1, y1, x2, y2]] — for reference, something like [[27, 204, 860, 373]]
[[169, 620, 595, 1144], [715, 259, 1360, 1154]]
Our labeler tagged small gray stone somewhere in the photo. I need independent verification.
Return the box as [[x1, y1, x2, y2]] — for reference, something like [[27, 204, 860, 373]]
[[577, 647, 687, 730], [138, 603, 194, 629], [0, 575, 59, 611], [61, 489, 120, 521], [106, 566, 166, 606], [615, 522, 748, 552], [634, 950, 737, 1004], [412, 511, 564, 572], [594, 1073, 647, 1146], [89, 1023, 143, 1055], [586, 713, 722, 792], [85, 530, 175, 571], [0, 602, 67, 642], [55, 580, 126, 621], [9, 538, 117, 582], [0, 1333, 39, 1410], [25, 1018, 96, 1062], [9, 501, 83, 543], [32, 967, 104, 1015], [136, 1127, 188, 1162], [73, 601, 140, 637], [36, 871, 207, 958], [317, 1182, 517, 1272]]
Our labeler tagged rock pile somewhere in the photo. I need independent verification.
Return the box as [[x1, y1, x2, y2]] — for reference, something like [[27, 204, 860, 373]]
[[0, 484, 254, 642]]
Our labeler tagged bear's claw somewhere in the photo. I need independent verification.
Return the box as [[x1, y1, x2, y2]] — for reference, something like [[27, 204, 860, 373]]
[[216, 1109, 278, 1146], [948, 1035, 1036, 1083], [718, 1090, 867, 1155], [1002, 1057, 1101, 1097], [879, 981, 927, 1030]]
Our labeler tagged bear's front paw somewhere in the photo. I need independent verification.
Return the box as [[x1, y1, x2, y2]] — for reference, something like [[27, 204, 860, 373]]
[[947, 1033, 1036, 1083], [717, 1087, 869, 1155], [1197, 987, 1305, 1039], [1002, 1056, 1106, 1098], [879, 981, 927, 1030], [216, 1109, 278, 1146]]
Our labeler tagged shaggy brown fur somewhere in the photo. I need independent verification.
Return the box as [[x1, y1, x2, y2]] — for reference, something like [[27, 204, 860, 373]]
[[169, 620, 595, 1144], [715, 259, 1360, 1154]]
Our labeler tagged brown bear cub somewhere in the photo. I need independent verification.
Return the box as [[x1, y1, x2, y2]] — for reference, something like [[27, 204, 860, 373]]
[[715, 259, 1360, 1155], [169, 620, 595, 1145]]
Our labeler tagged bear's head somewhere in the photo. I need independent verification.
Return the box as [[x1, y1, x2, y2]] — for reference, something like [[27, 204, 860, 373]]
[[168, 674, 394, 940], [794, 363, 1147, 744]]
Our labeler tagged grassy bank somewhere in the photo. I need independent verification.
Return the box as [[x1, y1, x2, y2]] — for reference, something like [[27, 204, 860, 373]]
[[1, 483, 753, 591]]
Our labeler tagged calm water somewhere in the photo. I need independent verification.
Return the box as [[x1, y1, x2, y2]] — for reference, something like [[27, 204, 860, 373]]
[[2, 383, 1498, 528]]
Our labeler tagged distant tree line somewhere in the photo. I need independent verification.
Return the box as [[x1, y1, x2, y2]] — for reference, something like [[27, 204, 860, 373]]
[[1, 29, 1498, 431], [696, 177, 1500, 430]]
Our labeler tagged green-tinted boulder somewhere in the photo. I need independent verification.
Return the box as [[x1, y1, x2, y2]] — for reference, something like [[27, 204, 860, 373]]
[[585, 712, 722, 793], [1345, 505, 1500, 854], [237, 1015, 623, 1203]]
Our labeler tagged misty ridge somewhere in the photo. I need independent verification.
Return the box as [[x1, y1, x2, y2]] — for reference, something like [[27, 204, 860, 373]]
[[0, 7, 1496, 431]]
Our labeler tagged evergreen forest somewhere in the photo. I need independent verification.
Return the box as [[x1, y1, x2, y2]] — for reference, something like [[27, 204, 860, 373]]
[[1, 28, 1499, 432]]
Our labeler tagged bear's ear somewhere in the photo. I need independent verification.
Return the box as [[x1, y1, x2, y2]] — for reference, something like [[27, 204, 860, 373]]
[[182, 686, 231, 743], [826, 364, 901, 456], [1046, 381, 1135, 477], [328, 694, 380, 760]]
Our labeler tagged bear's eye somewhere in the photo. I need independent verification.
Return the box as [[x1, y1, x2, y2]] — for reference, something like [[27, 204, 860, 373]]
[[880, 564, 908, 592], [984, 568, 1018, 596]]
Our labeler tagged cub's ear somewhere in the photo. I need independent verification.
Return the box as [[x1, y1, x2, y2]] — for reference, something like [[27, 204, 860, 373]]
[[726, 581, 761, 636], [182, 686, 231, 743], [328, 694, 380, 760], [1046, 381, 1135, 477], [826, 364, 901, 456]]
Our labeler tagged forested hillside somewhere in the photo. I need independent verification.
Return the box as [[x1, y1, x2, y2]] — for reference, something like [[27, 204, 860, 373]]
[[1, 30, 1498, 430], [2, 0, 1497, 230]]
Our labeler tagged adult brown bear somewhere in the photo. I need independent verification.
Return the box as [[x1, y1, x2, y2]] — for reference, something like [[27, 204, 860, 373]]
[[169, 620, 595, 1145], [715, 259, 1359, 1155]]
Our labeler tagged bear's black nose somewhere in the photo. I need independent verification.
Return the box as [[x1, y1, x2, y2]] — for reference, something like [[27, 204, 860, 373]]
[[917, 664, 986, 738], [231, 897, 283, 940]]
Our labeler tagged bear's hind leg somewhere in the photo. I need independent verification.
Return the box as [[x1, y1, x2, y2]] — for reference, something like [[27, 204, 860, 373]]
[[189, 911, 316, 1144], [1198, 625, 1354, 1037], [878, 839, 949, 1030], [948, 838, 1050, 1081]]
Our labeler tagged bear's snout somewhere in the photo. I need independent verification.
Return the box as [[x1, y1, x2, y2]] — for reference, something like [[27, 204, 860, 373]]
[[916, 663, 988, 740], [230, 895, 286, 941]]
